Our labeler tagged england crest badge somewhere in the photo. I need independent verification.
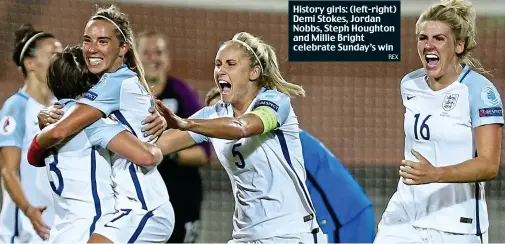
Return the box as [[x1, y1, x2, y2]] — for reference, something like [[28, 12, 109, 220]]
[[442, 93, 459, 111]]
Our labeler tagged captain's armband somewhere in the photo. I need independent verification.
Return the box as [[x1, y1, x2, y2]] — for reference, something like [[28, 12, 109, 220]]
[[249, 106, 278, 134]]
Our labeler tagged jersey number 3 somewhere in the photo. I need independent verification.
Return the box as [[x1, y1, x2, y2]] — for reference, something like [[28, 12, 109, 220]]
[[232, 143, 246, 169], [413, 113, 431, 140], [49, 160, 64, 196]]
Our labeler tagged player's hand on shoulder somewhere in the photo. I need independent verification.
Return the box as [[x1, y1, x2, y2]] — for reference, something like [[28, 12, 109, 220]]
[[141, 102, 168, 140], [25, 205, 50, 240], [154, 99, 189, 131], [399, 149, 441, 185], [37, 103, 64, 129]]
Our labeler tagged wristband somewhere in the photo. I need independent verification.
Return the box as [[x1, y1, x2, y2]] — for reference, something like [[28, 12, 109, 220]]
[[27, 135, 48, 167]]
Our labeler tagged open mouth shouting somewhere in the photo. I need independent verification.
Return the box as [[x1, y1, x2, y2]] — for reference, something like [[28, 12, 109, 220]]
[[219, 79, 232, 94], [424, 53, 440, 69]]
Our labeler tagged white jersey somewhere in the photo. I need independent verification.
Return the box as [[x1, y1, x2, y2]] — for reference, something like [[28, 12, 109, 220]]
[[0, 90, 55, 242], [79, 65, 169, 211], [188, 88, 319, 241], [43, 99, 126, 243], [383, 66, 504, 235]]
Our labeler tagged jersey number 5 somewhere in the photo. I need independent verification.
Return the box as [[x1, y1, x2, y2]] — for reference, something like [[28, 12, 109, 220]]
[[232, 143, 246, 169], [413, 113, 431, 140]]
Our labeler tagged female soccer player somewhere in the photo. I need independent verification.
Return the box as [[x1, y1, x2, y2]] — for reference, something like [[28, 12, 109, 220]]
[[31, 5, 173, 243], [375, 0, 502, 243], [205, 87, 375, 244], [0, 24, 62, 242], [137, 31, 211, 243], [154, 31, 325, 243], [28, 45, 165, 243]]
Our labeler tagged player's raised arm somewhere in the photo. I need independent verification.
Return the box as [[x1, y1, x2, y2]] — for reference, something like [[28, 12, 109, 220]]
[[181, 113, 264, 139], [35, 104, 104, 149], [154, 129, 198, 156], [154, 103, 212, 155], [157, 89, 290, 140]]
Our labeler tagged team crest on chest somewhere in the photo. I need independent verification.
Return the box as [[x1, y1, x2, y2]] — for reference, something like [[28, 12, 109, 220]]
[[442, 93, 459, 111], [0, 116, 16, 135]]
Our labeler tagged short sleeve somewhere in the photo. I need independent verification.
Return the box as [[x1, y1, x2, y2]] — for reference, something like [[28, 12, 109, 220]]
[[465, 76, 504, 128], [0, 94, 28, 148], [400, 68, 425, 102], [251, 90, 291, 126], [186, 106, 215, 144], [84, 118, 127, 149], [78, 74, 121, 116], [400, 74, 409, 101]]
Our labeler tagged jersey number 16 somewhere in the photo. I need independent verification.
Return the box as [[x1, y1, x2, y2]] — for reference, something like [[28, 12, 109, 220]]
[[413, 113, 431, 140]]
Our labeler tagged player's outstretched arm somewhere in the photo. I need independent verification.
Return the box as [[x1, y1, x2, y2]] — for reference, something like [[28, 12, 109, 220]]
[[155, 129, 198, 156], [171, 144, 210, 167], [156, 100, 271, 140], [185, 114, 265, 139]]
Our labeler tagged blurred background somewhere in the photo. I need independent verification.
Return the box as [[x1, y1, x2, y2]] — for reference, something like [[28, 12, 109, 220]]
[[0, 0, 504, 242]]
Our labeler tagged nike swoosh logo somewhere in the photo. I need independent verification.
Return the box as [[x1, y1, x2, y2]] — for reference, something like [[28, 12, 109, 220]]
[[407, 96, 415, 100], [104, 223, 119, 229]]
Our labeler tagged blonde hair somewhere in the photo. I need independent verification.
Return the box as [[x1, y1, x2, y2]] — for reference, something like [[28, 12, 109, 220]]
[[91, 5, 152, 94], [222, 32, 305, 97], [205, 87, 220, 106], [416, 0, 488, 75]]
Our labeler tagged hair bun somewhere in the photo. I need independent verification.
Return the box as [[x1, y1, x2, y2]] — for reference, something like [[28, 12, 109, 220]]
[[13, 24, 41, 66], [14, 24, 38, 44]]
